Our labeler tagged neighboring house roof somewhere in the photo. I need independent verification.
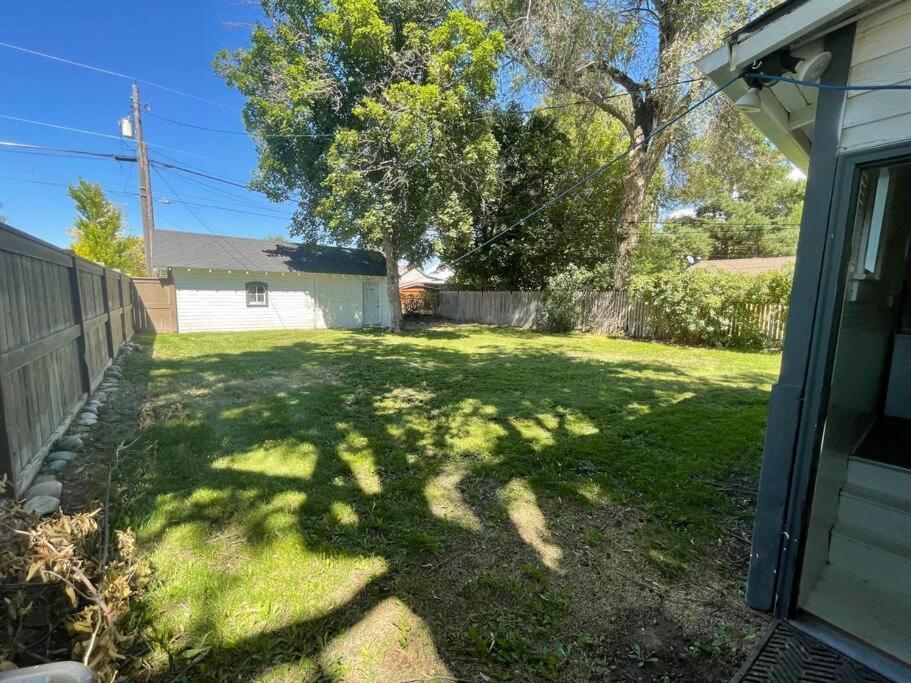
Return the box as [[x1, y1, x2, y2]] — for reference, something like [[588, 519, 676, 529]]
[[696, 0, 882, 173], [399, 266, 451, 289], [152, 229, 386, 276], [690, 255, 796, 275]]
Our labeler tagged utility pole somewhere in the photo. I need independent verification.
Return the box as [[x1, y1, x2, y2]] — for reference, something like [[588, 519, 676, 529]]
[[131, 83, 155, 275]]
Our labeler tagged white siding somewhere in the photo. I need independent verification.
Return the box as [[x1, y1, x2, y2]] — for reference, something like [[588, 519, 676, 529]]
[[172, 270, 390, 332], [840, 1, 911, 153]]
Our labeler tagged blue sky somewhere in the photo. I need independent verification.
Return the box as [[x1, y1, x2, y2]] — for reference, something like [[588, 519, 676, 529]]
[[0, 1, 305, 247]]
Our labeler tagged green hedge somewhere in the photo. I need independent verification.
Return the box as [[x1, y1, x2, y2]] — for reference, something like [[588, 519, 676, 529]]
[[630, 267, 793, 349]]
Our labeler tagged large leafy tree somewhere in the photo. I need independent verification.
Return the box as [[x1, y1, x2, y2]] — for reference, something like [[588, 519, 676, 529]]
[[671, 106, 804, 257], [637, 107, 804, 273], [67, 180, 145, 275], [216, 0, 504, 330], [451, 102, 626, 289], [486, 0, 773, 286]]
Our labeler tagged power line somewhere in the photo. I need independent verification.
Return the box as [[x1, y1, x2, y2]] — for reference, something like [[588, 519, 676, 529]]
[[150, 166, 292, 211], [0, 174, 295, 221], [0, 139, 136, 161], [519, 76, 709, 115], [146, 111, 333, 139], [149, 159, 252, 189], [0, 112, 235, 163], [152, 166, 263, 270], [153, 166, 292, 213], [156, 197, 293, 220], [0, 40, 239, 111], [448, 75, 741, 266]]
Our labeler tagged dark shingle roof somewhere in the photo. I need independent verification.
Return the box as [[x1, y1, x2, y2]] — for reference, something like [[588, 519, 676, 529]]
[[151, 229, 386, 276]]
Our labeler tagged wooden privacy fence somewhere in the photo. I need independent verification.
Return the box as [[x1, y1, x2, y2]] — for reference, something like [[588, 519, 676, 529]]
[[132, 276, 177, 333], [438, 289, 788, 346], [0, 223, 135, 495]]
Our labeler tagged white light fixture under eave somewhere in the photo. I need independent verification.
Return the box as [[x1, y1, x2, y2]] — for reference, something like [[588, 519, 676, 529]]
[[795, 51, 832, 83], [735, 86, 763, 113]]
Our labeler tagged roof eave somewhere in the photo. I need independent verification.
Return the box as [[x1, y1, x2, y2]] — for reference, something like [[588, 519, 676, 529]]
[[696, 0, 889, 174], [696, 46, 812, 173]]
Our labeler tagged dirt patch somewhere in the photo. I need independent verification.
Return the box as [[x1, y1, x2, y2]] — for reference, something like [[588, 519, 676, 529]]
[[394, 482, 766, 682]]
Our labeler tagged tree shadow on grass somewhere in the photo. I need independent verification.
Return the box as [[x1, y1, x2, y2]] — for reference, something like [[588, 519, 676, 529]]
[[123, 330, 774, 681]]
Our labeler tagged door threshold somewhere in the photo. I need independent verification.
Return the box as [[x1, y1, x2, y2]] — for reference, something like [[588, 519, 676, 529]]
[[732, 619, 895, 682], [789, 615, 911, 682]]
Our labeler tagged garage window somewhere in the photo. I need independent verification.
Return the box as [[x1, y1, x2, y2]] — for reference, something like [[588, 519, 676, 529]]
[[246, 281, 268, 307]]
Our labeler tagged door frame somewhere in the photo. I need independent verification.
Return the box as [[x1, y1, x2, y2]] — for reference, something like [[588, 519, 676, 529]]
[[773, 141, 911, 619]]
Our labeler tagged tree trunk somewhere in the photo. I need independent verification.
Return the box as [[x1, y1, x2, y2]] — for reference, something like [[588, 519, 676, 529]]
[[613, 145, 650, 289], [383, 231, 403, 331]]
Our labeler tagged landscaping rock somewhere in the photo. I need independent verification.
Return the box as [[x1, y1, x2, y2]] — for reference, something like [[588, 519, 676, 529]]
[[79, 412, 97, 423], [55, 435, 84, 451], [23, 496, 59, 516], [83, 404, 98, 415], [94, 392, 107, 402], [45, 460, 66, 472], [48, 451, 78, 463], [33, 474, 59, 485], [26, 479, 63, 500]]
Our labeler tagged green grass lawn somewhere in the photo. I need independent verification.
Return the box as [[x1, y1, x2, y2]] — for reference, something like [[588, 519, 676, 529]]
[[122, 326, 780, 681]]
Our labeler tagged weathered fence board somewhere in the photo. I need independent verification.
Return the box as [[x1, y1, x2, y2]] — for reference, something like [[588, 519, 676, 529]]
[[0, 222, 135, 495], [438, 290, 788, 347]]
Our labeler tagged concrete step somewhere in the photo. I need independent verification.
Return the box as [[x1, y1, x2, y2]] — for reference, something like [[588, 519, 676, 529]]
[[829, 521, 911, 599], [839, 483, 911, 545], [846, 457, 911, 500]]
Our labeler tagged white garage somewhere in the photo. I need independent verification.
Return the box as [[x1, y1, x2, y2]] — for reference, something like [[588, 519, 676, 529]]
[[151, 229, 391, 332]]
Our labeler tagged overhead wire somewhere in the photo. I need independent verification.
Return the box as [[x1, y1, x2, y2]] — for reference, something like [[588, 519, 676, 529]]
[[0, 40, 239, 111], [151, 166, 266, 269], [0, 173, 294, 220], [149, 159, 251, 190], [146, 111, 333, 139], [447, 75, 741, 266], [0, 112, 236, 163], [0, 140, 136, 161]]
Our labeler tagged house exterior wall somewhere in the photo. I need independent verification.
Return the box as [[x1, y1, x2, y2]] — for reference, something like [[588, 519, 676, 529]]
[[171, 270, 390, 332], [840, 1, 911, 153]]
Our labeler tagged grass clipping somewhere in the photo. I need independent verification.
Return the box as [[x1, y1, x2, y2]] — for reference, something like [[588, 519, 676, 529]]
[[0, 477, 149, 680]]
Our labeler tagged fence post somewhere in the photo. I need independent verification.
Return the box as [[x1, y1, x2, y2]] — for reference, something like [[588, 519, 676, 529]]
[[100, 267, 115, 362], [0, 384, 11, 483], [69, 255, 92, 394]]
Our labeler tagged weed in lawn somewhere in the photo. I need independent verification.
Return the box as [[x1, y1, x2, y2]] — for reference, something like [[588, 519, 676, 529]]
[[628, 642, 660, 667], [466, 564, 572, 679]]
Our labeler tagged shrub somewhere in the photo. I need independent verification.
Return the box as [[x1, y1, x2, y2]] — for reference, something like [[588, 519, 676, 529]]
[[401, 289, 439, 316], [537, 265, 612, 332], [630, 266, 792, 349]]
